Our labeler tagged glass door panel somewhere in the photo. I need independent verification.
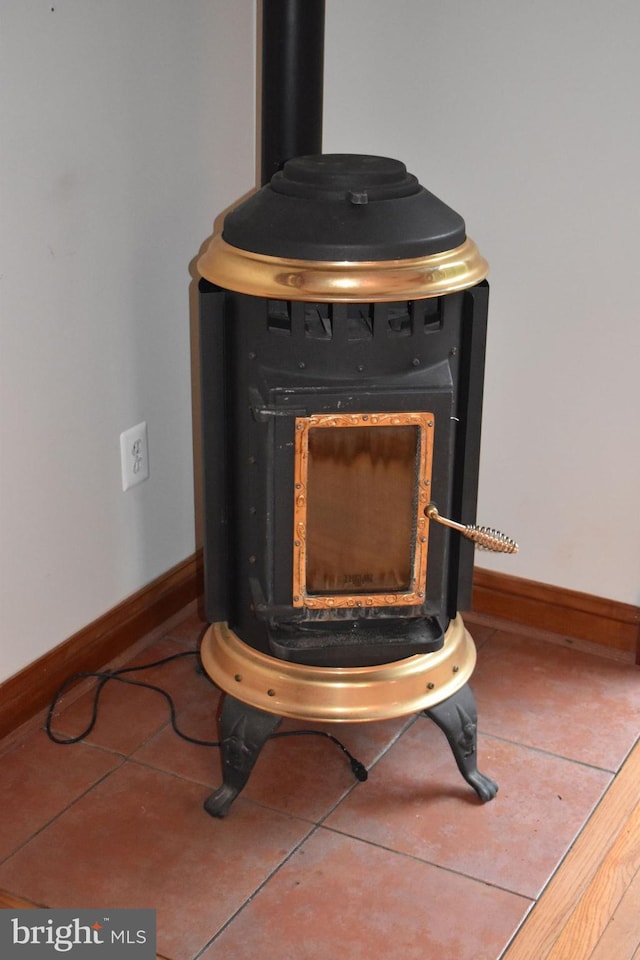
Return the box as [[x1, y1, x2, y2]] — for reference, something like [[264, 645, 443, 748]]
[[293, 412, 434, 609]]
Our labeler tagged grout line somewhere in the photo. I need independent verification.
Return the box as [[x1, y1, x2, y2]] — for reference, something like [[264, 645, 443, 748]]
[[185, 717, 424, 956], [468, 627, 499, 651], [0, 759, 127, 867], [314, 714, 420, 827], [46, 648, 216, 762], [218, 719, 417, 827], [463, 727, 623, 775], [190, 822, 320, 959], [313, 822, 536, 901], [124, 755, 218, 792]]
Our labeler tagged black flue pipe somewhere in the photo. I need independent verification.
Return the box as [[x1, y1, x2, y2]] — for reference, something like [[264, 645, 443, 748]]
[[260, 0, 325, 186]]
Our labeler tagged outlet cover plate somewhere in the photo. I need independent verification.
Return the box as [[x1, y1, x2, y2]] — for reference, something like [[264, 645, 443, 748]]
[[120, 421, 149, 491]]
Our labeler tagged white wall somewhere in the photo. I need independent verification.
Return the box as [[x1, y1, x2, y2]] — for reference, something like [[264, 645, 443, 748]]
[[0, 1, 255, 683], [2, 1, 638, 688], [323, 0, 640, 607]]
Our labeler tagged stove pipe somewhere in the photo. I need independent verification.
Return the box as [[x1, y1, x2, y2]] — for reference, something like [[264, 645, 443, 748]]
[[260, 0, 325, 185]]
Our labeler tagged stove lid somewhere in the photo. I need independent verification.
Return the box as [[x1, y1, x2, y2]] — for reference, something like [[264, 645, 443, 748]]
[[224, 154, 466, 262], [198, 154, 488, 301]]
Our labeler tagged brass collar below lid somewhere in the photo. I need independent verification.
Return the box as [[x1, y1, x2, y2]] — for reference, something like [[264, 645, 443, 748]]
[[198, 234, 488, 302]]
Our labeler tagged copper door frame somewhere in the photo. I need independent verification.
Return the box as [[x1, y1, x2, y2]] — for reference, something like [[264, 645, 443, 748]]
[[292, 411, 434, 609]]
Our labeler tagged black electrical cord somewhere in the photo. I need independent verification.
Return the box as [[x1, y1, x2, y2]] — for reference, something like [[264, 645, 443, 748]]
[[270, 729, 368, 782], [45, 650, 368, 781]]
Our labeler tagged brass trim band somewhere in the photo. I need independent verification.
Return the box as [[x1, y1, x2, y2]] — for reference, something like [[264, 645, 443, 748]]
[[197, 234, 488, 302], [199, 615, 476, 722]]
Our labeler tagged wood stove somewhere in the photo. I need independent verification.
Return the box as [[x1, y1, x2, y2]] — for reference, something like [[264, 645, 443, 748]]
[[196, 1, 516, 817]]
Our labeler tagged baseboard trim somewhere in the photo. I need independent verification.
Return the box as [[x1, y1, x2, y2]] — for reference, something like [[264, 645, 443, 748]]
[[472, 567, 640, 661], [0, 552, 204, 741]]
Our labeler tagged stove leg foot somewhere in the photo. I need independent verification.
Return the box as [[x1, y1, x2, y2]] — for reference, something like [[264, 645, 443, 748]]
[[204, 695, 282, 818], [424, 683, 498, 802]]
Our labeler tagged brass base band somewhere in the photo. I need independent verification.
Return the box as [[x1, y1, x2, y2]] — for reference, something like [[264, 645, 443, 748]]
[[200, 615, 476, 723], [197, 235, 488, 303]]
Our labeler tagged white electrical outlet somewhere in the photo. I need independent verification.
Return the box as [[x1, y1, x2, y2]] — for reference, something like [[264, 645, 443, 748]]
[[120, 421, 150, 491]]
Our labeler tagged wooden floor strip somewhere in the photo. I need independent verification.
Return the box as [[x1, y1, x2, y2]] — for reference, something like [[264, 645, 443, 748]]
[[0, 890, 45, 908], [547, 806, 640, 959], [588, 866, 640, 960], [502, 739, 640, 960]]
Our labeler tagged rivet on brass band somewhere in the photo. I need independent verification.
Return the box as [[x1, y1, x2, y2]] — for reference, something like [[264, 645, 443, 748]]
[[198, 234, 488, 302]]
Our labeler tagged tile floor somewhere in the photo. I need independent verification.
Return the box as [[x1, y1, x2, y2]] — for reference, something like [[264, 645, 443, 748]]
[[1, 608, 638, 960]]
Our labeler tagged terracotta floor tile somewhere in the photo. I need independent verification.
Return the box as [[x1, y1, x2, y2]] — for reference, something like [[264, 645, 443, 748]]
[[324, 720, 611, 898], [0, 730, 122, 862], [238, 714, 412, 820], [198, 828, 530, 960], [472, 630, 640, 769], [134, 687, 411, 822], [0, 762, 312, 960], [48, 638, 210, 756], [131, 679, 223, 786], [460, 617, 496, 649], [163, 608, 208, 646]]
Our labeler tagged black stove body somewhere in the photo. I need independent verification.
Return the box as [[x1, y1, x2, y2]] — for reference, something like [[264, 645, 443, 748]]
[[199, 157, 489, 669], [194, 1, 508, 817]]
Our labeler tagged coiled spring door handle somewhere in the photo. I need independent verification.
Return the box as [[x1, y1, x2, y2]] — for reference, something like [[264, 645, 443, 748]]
[[425, 504, 518, 554]]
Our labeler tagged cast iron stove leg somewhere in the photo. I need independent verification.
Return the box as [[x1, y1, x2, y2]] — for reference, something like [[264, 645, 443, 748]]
[[204, 695, 282, 818], [424, 683, 498, 802]]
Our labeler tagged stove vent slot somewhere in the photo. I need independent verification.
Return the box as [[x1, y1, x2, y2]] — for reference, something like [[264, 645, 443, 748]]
[[387, 302, 412, 337], [420, 297, 443, 332], [267, 300, 292, 335], [305, 303, 333, 340], [347, 304, 373, 341]]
